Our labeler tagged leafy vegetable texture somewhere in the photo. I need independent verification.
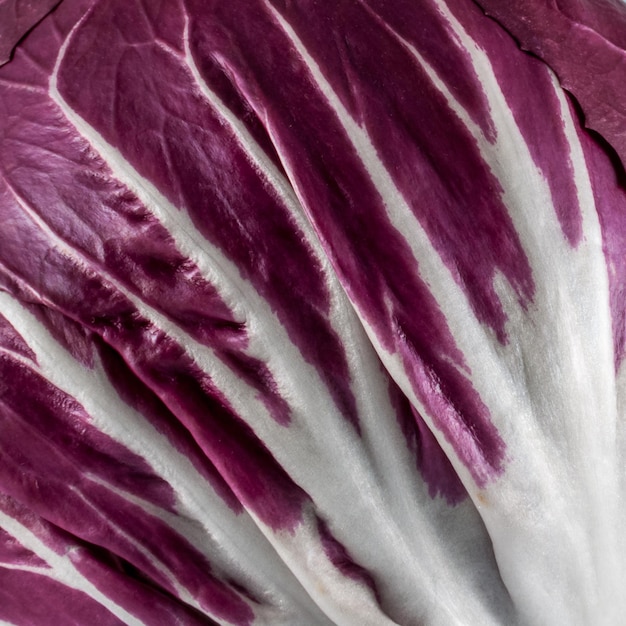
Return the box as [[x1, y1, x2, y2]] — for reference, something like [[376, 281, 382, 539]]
[[1, 0, 626, 624]]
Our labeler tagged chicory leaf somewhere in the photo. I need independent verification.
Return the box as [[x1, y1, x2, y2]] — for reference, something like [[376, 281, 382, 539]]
[[1, 0, 626, 624]]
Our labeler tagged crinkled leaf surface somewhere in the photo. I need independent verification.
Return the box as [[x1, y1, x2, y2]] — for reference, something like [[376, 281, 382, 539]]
[[1, 1, 626, 625]]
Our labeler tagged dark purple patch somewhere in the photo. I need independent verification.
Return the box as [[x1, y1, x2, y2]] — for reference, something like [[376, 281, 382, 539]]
[[556, 0, 626, 52], [0, 378, 255, 623], [468, 0, 626, 364], [185, 0, 505, 482]]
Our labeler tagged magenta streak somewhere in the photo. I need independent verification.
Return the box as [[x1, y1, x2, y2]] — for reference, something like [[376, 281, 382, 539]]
[[187, 0, 506, 483], [0, 387, 186, 594], [55, 0, 361, 431], [316, 517, 382, 605]]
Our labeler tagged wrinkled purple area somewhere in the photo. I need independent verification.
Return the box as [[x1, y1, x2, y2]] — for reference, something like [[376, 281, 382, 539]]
[[556, 0, 626, 50], [0, 0, 62, 66], [95, 338, 243, 513], [474, 0, 626, 179], [0, 350, 258, 619], [446, 0, 585, 247], [0, 312, 36, 362], [0, 195, 308, 530], [82, 484, 256, 624], [0, 494, 69, 553], [0, 65, 293, 427], [0, 365, 255, 624], [0, 354, 177, 512], [190, 0, 505, 484], [57, 0, 361, 431], [0, 0, 92, 83]]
